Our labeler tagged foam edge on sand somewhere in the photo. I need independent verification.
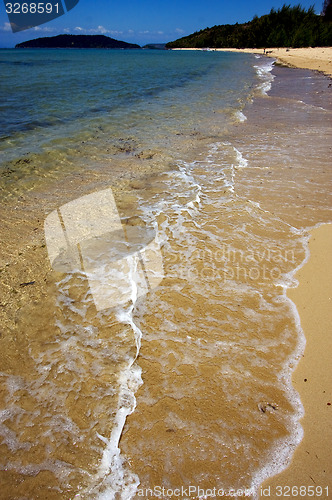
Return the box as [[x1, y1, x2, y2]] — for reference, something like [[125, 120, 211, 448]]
[[259, 222, 332, 497]]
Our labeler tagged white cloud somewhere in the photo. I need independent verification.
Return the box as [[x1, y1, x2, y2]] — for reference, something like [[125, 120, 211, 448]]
[[69, 26, 124, 36], [0, 22, 55, 33], [33, 25, 55, 32], [175, 28, 185, 34], [96, 25, 108, 34], [0, 22, 12, 32]]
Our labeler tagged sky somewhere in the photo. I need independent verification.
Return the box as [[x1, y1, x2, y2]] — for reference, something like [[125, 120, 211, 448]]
[[0, 0, 325, 48]]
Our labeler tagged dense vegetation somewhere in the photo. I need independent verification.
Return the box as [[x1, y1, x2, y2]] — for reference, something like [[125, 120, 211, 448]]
[[166, 4, 332, 49], [16, 35, 140, 49]]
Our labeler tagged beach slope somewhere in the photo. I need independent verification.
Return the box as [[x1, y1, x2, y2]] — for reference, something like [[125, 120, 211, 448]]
[[260, 223, 332, 497], [216, 47, 332, 76]]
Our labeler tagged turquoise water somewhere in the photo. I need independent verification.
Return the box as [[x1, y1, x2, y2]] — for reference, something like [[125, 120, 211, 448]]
[[0, 49, 256, 166]]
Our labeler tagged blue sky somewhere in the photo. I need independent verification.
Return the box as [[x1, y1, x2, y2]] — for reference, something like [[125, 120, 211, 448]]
[[0, 0, 324, 47]]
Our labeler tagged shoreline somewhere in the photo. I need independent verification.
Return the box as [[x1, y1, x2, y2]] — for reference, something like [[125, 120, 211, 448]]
[[259, 223, 332, 497], [0, 49, 331, 498], [172, 47, 332, 76], [218, 47, 332, 77]]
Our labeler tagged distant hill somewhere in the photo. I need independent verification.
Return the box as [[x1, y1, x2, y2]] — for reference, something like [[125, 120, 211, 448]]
[[143, 43, 167, 50], [166, 5, 332, 49], [15, 34, 141, 49]]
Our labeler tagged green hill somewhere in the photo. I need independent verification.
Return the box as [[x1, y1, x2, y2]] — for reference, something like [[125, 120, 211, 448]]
[[166, 4, 332, 49], [15, 34, 141, 49]]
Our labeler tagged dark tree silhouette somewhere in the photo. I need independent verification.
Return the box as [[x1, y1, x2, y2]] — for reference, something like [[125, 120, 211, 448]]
[[166, 4, 332, 49]]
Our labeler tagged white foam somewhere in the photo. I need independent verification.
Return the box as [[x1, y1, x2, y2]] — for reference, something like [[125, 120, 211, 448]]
[[235, 110, 247, 122], [91, 362, 143, 500], [233, 147, 248, 169], [254, 59, 275, 95], [80, 255, 144, 499]]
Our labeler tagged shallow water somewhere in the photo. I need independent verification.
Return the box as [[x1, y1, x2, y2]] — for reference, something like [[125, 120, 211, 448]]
[[0, 49, 255, 199], [0, 50, 331, 499]]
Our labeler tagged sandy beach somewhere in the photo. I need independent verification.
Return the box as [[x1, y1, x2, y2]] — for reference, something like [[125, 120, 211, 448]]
[[174, 47, 332, 76], [259, 223, 332, 497], [219, 47, 332, 77]]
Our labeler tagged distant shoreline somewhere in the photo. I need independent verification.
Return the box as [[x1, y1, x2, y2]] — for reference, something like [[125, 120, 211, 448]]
[[171, 47, 332, 77]]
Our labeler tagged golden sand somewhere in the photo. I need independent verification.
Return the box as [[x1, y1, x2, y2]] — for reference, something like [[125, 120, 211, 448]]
[[173, 47, 332, 76], [220, 47, 332, 77], [259, 223, 332, 497]]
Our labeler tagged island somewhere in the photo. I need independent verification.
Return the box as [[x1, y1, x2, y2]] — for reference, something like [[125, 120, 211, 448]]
[[15, 34, 141, 49], [142, 43, 166, 50]]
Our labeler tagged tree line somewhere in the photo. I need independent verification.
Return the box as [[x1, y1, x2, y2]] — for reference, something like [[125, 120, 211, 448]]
[[166, 4, 332, 49]]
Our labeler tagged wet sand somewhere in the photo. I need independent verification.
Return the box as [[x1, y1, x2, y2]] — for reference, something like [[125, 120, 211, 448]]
[[259, 223, 332, 498]]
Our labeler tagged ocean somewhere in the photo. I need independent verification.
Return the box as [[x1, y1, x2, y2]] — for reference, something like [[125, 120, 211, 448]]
[[0, 48, 331, 499]]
